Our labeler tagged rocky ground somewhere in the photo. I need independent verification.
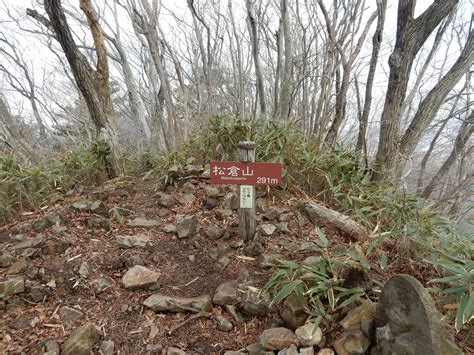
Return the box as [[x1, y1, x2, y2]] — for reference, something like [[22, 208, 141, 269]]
[[0, 167, 469, 354]]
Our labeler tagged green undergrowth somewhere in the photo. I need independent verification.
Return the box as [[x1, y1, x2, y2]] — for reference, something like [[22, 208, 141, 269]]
[[0, 140, 110, 225]]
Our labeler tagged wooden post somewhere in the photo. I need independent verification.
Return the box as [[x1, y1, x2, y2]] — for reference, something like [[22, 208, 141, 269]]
[[237, 141, 256, 241]]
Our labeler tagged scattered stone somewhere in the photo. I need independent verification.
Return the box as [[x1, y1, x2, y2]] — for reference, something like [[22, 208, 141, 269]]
[[300, 347, 315, 355], [0, 233, 10, 244], [240, 288, 271, 316], [246, 343, 264, 355], [146, 344, 163, 353], [275, 222, 291, 234], [215, 208, 233, 219], [278, 344, 299, 355], [218, 256, 231, 268], [125, 254, 145, 267], [100, 340, 115, 355], [182, 182, 195, 194], [209, 241, 232, 259], [206, 223, 224, 240], [295, 323, 323, 347], [279, 293, 307, 330], [213, 280, 239, 305], [59, 306, 84, 325], [216, 315, 233, 332], [122, 265, 160, 290], [71, 201, 91, 212], [244, 240, 264, 257], [184, 164, 204, 176], [230, 239, 244, 248], [158, 193, 177, 208], [44, 340, 60, 355], [25, 266, 39, 279], [261, 224, 277, 236], [0, 277, 25, 295], [265, 318, 286, 329], [204, 197, 219, 210], [340, 300, 375, 335], [44, 238, 71, 255], [129, 217, 160, 227], [144, 294, 212, 312], [89, 201, 109, 216], [178, 193, 195, 205], [372, 274, 462, 355], [0, 252, 16, 268], [277, 239, 299, 252], [33, 215, 59, 232], [10, 314, 34, 330], [149, 324, 160, 340], [6, 258, 28, 275], [176, 214, 198, 238], [259, 327, 298, 350], [116, 234, 150, 248], [258, 253, 283, 269], [225, 304, 245, 323], [278, 213, 293, 222], [52, 225, 68, 233], [29, 285, 50, 302], [205, 185, 222, 198], [78, 262, 92, 278], [158, 208, 170, 217], [317, 349, 334, 355], [333, 330, 369, 355], [224, 193, 239, 210], [264, 207, 284, 220], [63, 323, 101, 355], [163, 224, 177, 233], [188, 254, 196, 262], [167, 347, 186, 355], [87, 217, 111, 231], [14, 235, 44, 249], [302, 256, 321, 267], [89, 276, 114, 294], [224, 352, 246, 355]]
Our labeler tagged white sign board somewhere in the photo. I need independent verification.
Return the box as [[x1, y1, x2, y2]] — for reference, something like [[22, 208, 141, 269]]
[[240, 185, 254, 209]]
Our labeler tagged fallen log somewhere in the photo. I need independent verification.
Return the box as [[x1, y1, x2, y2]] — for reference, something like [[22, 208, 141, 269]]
[[304, 201, 367, 241]]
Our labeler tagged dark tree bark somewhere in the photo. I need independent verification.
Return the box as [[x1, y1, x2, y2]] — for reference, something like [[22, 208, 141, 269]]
[[29, 0, 122, 177], [373, 0, 458, 181]]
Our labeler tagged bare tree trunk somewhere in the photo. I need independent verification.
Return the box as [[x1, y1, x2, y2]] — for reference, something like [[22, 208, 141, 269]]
[[356, 0, 387, 152], [422, 111, 473, 198], [246, 0, 266, 117], [278, 0, 292, 121], [30, 0, 123, 177], [373, 0, 458, 181]]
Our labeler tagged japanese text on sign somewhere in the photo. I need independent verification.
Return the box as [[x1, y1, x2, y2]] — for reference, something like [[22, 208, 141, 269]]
[[210, 161, 282, 186]]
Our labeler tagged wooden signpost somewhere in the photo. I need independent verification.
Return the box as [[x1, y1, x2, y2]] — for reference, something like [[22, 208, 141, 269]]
[[210, 141, 282, 241]]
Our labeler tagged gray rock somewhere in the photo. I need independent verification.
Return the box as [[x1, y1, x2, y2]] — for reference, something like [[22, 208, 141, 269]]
[[163, 224, 177, 233], [78, 262, 92, 278], [116, 234, 150, 248], [279, 293, 307, 330], [43, 238, 71, 255], [215, 208, 233, 219], [28, 285, 50, 302], [89, 275, 114, 294], [59, 306, 84, 325], [206, 223, 224, 240], [224, 352, 246, 355], [159, 208, 170, 217], [44, 340, 60, 355], [25, 266, 39, 279], [277, 344, 298, 355], [259, 327, 298, 351], [258, 253, 283, 269], [278, 213, 294, 222], [87, 217, 111, 231], [216, 315, 233, 332], [300, 347, 315, 355], [246, 343, 264, 355], [0, 233, 10, 244], [205, 197, 219, 209], [333, 330, 369, 355], [261, 224, 277, 236], [182, 182, 195, 194], [340, 300, 375, 335], [125, 254, 145, 267], [213, 280, 239, 305], [52, 225, 68, 233], [146, 344, 163, 353], [316, 349, 334, 355], [71, 201, 91, 212], [224, 193, 239, 210], [63, 323, 101, 355], [159, 193, 177, 208], [225, 304, 245, 323], [144, 294, 212, 312], [218, 256, 231, 268], [205, 185, 222, 198], [6, 258, 28, 274], [33, 215, 59, 232], [244, 240, 264, 257], [230, 239, 244, 249], [89, 201, 108, 216], [371, 274, 462, 355], [0, 277, 25, 295], [275, 222, 290, 234], [178, 193, 195, 205], [122, 265, 160, 290], [295, 323, 322, 347], [167, 347, 186, 355], [129, 217, 160, 227], [176, 214, 198, 238], [209, 241, 232, 259], [0, 252, 16, 268], [240, 288, 271, 316], [14, 235, 44, 249], [10, 314, 34, 330], [264, 207, 284, 221], [100, 340, 115, 355]]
